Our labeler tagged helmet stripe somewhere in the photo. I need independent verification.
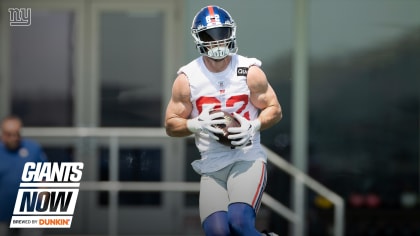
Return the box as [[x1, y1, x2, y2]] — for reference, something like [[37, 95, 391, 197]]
[[207, 6, 216, 23]]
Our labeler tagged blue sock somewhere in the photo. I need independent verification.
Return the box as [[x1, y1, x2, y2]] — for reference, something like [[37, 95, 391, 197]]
[[228, 202, 261, 236], [202, 211, 230, 236]]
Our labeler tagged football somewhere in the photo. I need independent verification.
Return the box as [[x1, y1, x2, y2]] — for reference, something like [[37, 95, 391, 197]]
[[210, 110, 241, 147]]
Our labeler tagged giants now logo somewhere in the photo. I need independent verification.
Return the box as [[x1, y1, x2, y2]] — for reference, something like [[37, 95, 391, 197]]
[[10, 162, 84, 228]]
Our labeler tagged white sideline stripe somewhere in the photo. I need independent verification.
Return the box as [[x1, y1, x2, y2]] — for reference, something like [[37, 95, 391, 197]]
[[20, 183, 80, 187]]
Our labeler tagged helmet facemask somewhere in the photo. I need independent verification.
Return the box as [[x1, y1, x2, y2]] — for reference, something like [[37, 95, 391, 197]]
[[192, 27, 237, 60]]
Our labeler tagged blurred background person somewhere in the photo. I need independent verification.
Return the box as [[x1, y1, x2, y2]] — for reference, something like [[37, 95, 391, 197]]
[[0, 115, 46, 236]]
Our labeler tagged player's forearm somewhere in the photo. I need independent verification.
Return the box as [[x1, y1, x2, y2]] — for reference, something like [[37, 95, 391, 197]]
[[258, 104, 282, 131], [165, 117, 193, 137]]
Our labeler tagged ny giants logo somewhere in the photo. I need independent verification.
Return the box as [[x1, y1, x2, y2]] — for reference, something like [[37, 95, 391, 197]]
[[10, 162, 84, 228], [8, 8, 31, 26]]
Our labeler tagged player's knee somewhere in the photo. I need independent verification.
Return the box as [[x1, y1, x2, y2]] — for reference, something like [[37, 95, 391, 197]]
[[227, 203, 256, 235], [202, 211, 230, 236], [228, 215, 249, 234]]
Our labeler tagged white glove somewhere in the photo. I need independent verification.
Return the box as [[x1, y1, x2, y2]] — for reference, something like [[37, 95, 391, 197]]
[[186, 105, 226, 140], [228, 113, 261, 147]]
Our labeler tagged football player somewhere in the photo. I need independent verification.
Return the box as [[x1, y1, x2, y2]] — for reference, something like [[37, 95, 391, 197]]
[[165, 5, 282, 236]]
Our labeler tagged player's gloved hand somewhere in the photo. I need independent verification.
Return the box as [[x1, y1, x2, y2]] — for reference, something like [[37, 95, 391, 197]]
[[186, 105, 226, 140], [227, 113, 261, 147]]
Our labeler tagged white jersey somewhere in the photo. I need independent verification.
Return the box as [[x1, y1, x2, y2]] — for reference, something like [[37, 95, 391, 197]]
[[178, 54, 267, 174]]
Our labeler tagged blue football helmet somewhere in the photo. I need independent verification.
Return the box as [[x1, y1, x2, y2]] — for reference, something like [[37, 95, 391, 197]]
[[191, 5, 238, 60]]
